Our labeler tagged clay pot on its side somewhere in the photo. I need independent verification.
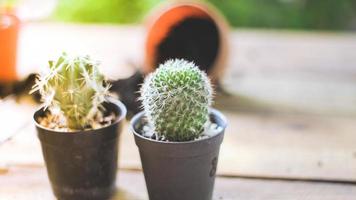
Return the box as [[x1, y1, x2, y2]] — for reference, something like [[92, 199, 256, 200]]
[[144, 1, 229, 82]]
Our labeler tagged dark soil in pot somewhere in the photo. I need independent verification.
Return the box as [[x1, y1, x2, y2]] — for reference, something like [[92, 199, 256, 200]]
[[34, 99, 126, 200], [130, 109, 227, 200]]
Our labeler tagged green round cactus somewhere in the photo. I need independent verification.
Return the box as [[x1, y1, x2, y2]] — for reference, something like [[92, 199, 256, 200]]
[[31, 52, 110, 130], [140, 59, 213, 141]]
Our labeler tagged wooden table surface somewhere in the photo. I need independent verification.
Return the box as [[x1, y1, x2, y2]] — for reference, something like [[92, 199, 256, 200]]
[[1, 166, 356, 200], [1, 23, 356, 199]]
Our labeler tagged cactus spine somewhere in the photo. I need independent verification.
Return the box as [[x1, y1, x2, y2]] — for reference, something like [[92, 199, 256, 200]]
[[140, 59, 213, 141], [31, 53, 110, 130]]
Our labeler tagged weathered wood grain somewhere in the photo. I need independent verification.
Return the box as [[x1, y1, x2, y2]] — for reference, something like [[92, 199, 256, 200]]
[[1, 166, 356, 200], [0, 97, 34, 144], [223, 30, 356, 116]]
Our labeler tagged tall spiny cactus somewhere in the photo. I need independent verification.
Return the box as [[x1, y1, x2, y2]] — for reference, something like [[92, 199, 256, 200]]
[[140, 59, 213, 141], [31, 52, 110, 130]]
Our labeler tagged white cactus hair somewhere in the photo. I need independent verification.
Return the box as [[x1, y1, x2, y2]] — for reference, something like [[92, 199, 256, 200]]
[[31, 52, 111, 130], [140, 59, 213, 141]]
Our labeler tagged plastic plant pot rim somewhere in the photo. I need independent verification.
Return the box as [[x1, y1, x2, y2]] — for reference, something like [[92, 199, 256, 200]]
[[33, 97, 127, 134], [130, 108, 227, 145]]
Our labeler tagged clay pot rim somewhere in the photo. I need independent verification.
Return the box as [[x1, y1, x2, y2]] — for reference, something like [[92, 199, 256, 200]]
[[144, 1, 229, 30], [144, 1, 230, 81]]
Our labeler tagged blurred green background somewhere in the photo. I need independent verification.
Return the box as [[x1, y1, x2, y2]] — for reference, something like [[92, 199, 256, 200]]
[[53, 0, 356, 30]]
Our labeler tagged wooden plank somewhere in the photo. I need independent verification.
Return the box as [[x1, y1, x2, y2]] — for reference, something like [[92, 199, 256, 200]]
[[223, 30, 356, 116], [0, 97, 35, 144], [218, 111, 356, 181], [1, 166, 356, 200]]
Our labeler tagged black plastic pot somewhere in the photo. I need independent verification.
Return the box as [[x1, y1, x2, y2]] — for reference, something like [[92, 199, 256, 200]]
[[131, 109, 227, 200], [34, 99, 126, 200]]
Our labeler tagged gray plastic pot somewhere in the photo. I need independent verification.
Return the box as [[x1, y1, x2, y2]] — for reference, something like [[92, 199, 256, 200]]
[[34, 99, 126, 200], [131, 109, 227, 200]]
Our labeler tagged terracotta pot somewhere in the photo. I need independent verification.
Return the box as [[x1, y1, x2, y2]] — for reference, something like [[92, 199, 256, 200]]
[[144, 1, 229, 82], [0, 13, 19, 82]]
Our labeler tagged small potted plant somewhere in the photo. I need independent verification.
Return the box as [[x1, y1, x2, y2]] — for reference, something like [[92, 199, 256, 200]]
[[31, 53, 127, 200], [130, 59, 227, 200]]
